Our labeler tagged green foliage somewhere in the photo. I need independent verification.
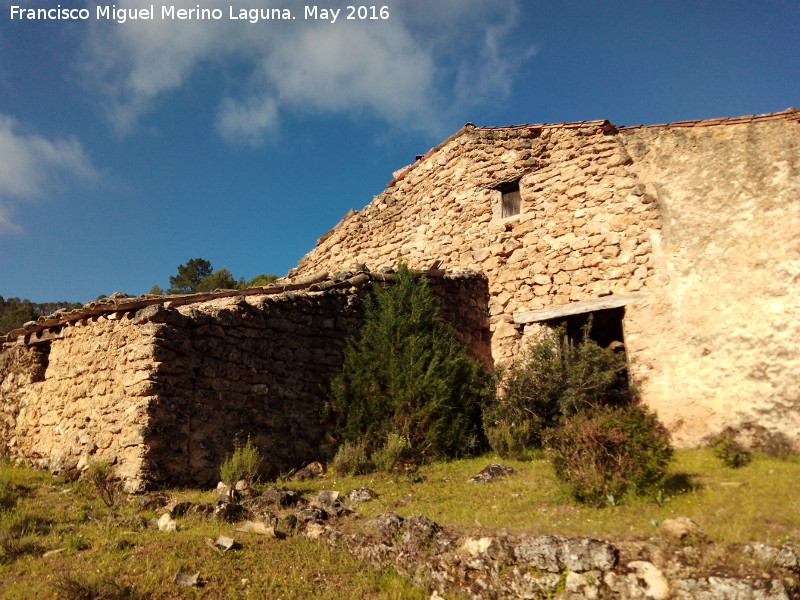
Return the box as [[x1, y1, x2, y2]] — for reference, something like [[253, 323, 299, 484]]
[[158, 258, 277, 295], [484, 323, 629, 454], [167, 257, 213, 294], [372, 433, 412, 473], [84, 461, 123, 511], [546, 403, 673, 506], [710, 433, 753, 469], [245, 273, 279, 288], [193, 267, 241, 292], [220, 437, 264, 485], [148, 284, 164, 295], [0, 296, 81, 335], [329, 263, 487, 463], [485, 419, 535, 460], [330, 439, 372, 476]]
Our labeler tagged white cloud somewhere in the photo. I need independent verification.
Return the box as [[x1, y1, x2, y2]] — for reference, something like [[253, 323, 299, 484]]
[[81, 4, 225, 135], [0, 204, 22, 236], [0, 114, 98, 234], [216, 94, 279, 145], [262, 22, 436, 123], [81, 0, 528, 143]]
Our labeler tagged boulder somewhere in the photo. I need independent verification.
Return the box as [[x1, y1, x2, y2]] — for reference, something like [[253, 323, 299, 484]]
[[660, 517, 706, 543], [369, 512, 404, 545], [468, 463, 515, 483], [347, 486, 378, 504], [513, 535, 617, 573], [213, 503, 253, 523], [293, 461, 325, 481]]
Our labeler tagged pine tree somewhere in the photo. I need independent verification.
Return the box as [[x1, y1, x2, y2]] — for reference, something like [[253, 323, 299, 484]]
[[330, 264, 486, 462]]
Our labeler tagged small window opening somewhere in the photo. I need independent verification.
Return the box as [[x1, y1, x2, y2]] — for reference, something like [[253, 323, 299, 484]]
[[499, 180, 521, 218]]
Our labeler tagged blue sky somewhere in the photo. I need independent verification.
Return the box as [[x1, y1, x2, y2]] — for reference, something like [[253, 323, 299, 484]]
[[0, 0, 797, 303]]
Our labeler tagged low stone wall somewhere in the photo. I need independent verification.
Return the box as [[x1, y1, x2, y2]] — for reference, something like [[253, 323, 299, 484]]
[[0, 346, 48, 456], [4, 315, 159, 489], [305, 512, 797, 600], [0, 271, 490, 490]]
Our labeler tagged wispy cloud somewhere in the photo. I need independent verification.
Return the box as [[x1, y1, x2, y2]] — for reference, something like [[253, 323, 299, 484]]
[[0, 114, 98, 234], [80, 0, 529, 144], [216, 94, 279, 146]]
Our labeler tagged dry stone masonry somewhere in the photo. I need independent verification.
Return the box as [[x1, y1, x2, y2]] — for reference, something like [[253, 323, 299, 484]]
[[1, 109, 798, 487], [292, 109, 800, 449], [0, 271, 488, 490]]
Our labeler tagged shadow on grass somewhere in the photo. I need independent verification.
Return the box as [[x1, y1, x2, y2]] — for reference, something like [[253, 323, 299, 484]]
[[663, 472, 701, 495]]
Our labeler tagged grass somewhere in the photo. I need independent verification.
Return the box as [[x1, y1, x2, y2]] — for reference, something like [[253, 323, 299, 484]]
[[290, 449, 800, 545], [0, 460, 425, 599], [0, 450, 798, 598]]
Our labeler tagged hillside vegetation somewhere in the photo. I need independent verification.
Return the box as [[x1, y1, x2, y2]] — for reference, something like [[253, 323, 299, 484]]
[[0, 297, 82, 335], [0, 450, 798, 599]]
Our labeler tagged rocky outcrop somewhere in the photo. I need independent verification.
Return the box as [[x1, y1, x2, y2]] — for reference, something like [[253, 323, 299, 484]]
[[308, 513, 798, 600], [140, 479, 799, 599]]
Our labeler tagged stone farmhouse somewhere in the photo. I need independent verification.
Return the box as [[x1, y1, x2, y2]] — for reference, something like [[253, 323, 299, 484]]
[[1, 109, 798, 489]]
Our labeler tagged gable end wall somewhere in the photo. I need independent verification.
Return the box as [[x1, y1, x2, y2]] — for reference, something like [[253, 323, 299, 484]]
[[292, 116, 800, 446]]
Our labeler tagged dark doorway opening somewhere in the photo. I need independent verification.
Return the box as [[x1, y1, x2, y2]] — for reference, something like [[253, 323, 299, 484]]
[[552, 307, 625, 350], [547, 307, 629, 398]]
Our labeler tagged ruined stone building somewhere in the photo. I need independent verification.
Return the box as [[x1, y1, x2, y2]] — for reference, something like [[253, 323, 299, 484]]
[[1, 109, 798, 489]]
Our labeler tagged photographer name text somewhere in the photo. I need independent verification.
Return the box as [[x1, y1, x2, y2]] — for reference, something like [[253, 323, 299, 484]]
[[9, 5, 390, 24]]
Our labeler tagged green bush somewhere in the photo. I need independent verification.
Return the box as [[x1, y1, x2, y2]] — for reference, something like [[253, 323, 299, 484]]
[[710, 433, 753, 468], [484, 322, 629, 454], [485, 419, 534, 460], [330, 439, 372, 476], [546, 403, 673, 506], [220, 437, 263, 485], [372, 433, 412, 472], [329, 263, 487, 463], [84, 461, 123, 511]]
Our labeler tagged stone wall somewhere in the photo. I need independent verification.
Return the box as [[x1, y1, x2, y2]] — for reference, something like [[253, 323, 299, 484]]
[[138, 289, 363, 489], [0, 271, 489, 489], [291, 110, 800, 446], [3, 316, 158, 490], [618, 117, 800, 445], [0, 346, 48, 456], [291, 120, 662, 366]]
